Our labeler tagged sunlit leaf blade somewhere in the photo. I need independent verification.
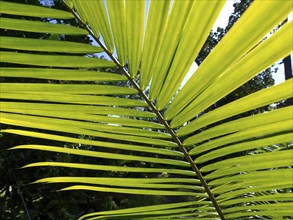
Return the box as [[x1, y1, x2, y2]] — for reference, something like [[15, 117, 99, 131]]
[[80, 207, 212, 220], [93, 0, 114, 53], [78, 201, 207, 219], [1, 126, 176, 149], [156, 1, 225, 110], [0, 36, 103, 54], [202, 150, 293, 178], [35, 177, 202, 191], [1, 93, 147, 107], [40, 177, 200, 185], [1, 113, 171, 139], [226, 209, 293, 219], [170, 21, 292, 127], [20, 161, 196, 177], [10, 145, 191, 167], [0, 68, 126, 81], [165, 1, 292, 120], [210, 169, 292, 189], [0, 1, 74, 19], [195, 133, 292, 163], [190, 119, 293, 156], [201, 148, 293, 219], [0, 102, 154, 117], [0, 17, 87, 35], [61, 184, 203, 197], [219, 193, 293, 206], [1, 83, 136, 95], [183, 106, 292, 145], [224, 203, 293, 215], [140, 0, 170, 89], [125, 0, 145, 77], [78, 201, 214, 220], [212, 169, 293, 194], [106, 0, 127, 65], [73, 1, 114, 52], [217, 181, 292, 201], [149, 1, 193, 100], [177, 79, 293, 135], [64, 0, 94, 30], [1, 52, 116, 68], [2, 108, 163, 129]]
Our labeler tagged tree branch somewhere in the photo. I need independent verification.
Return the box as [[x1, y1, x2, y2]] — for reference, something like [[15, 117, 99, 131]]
[[10, 164, 31, 220]]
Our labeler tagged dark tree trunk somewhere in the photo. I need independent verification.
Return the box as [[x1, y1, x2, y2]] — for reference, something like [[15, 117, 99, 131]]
[[283, 55, 292, 81], [283, 55, 293, 106]]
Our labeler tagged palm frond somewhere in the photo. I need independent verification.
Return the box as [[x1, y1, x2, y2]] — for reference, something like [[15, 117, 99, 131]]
[[1, 0, 292, 219]]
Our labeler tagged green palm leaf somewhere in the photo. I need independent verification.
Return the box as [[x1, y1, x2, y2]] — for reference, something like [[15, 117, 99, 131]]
[[1, 0, 292, 219]]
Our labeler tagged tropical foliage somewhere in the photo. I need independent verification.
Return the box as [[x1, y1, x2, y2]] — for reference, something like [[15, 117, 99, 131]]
[[0, 0, 292, 219]]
